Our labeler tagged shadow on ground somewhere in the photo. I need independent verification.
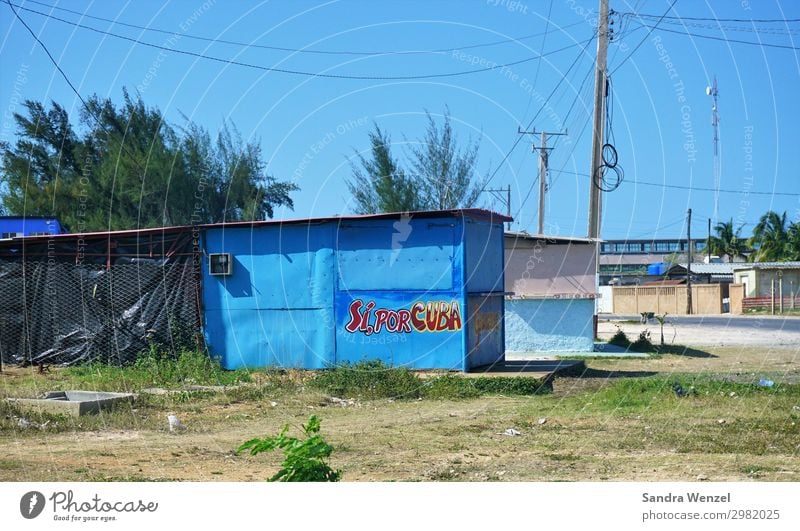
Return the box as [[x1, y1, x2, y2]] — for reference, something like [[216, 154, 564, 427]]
[[567, 367, 660, 379], [657, 346, 717, 358]]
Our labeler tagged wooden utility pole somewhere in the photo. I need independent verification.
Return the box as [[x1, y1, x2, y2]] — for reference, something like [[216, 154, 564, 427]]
[[485, 185, 512, 230], [707, 217, 712, 263], [518, 128, 565, 234], [587, 0, 609, 239], [686, 208, 693, 315]]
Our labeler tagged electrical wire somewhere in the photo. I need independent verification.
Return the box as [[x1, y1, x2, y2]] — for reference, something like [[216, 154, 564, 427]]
[[622, 12, 800, 24], [547, 169, 800, 197], [480, 35, 597, 193], [519, 0, 555, 122], [2, 1, 596, 81], [631, 21, 800, 50], [610, 0, 679, 74], [9, 0, 589, 57]]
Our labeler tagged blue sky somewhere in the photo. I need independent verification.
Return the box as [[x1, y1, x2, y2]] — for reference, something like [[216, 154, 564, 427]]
[[1, 0, 798, 239]]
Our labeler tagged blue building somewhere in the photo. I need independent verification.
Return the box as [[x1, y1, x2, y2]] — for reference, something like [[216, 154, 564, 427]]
[[201, 210, 510, 371], [0, 216, 66, 239]]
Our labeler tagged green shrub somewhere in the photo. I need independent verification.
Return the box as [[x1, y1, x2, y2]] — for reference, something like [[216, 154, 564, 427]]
[[608, 326, 631, 347], [630, 330, 655, 352], [238, 415, 341, 482], [311, 360, 423, 399]]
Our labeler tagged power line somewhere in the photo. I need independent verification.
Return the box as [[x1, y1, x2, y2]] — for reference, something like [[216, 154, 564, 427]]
[[649, 18, 800, 36], [611, 0, 679, 74], [2, 1, 596, 80], [623, 12, 800, 24], [548, 168, 800, 196], [481, 35, 596, 193], [9, 0, 588, 57], [632, 21, 800, 50]]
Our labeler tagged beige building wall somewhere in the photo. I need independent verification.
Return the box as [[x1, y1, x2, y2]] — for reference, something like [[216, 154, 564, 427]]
[[612, 285, 724, 315], [504, 236, 596, 297], [729, 284, 745, 314]]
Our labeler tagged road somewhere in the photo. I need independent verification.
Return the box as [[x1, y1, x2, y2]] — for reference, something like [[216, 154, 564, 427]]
[[599, 314, 800, 347]]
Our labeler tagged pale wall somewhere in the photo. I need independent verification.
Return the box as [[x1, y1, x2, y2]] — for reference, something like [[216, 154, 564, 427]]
[[504, 237, 596, 296], [505, 298, 595, 352]]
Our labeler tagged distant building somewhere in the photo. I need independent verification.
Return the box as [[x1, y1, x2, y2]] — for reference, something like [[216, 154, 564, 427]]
[[0, 216, 67, 239], [733, 262, 800, 298], [599, 238, 707, 285]]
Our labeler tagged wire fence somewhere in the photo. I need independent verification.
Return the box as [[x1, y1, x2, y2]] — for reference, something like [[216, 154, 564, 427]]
[[0, 257, 201, 367]]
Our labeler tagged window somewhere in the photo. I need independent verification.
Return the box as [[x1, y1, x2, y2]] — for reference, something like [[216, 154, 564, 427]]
[[209, 253, 233, 275], [1, 232, 22, 239]]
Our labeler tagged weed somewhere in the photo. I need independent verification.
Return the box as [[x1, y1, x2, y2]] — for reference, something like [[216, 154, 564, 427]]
[[238, 415, 341, 482], [311, 360, 422, 399], [608, 327, 631, 347], [630, 330, 655, 352]]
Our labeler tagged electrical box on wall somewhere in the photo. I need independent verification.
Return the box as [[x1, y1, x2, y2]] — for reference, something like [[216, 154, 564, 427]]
[[209, 253, 232, 276]]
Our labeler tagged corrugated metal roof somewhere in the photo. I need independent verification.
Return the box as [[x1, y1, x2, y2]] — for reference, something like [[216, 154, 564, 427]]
[[505, 231, 601, 244], [732, 261, 800, 270], [0, 209, 512, 244], [677, 262, 737, 274]]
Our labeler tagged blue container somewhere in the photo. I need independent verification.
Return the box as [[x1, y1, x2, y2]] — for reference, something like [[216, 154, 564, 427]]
[[0, 216, 66, 238], [201, 210, 509, 371]]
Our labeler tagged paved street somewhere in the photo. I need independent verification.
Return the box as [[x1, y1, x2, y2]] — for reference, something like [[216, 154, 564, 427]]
[[599, 314, 800, 347]]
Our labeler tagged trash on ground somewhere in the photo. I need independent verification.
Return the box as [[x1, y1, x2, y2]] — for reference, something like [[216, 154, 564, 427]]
[[167, 414, 184, 432], [537, 418, 547, 425], [757, 378, 775, 388], [502, 428, 521, 436]]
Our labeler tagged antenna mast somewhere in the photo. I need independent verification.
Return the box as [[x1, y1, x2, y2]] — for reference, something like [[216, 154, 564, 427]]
[[707, 76, 720, 223]]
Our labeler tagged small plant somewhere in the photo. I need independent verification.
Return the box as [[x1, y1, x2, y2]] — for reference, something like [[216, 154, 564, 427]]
[[238, 415, 341, 482], [654, 313, 668, 346], [630, 329, 654, 352], [608, 326, 631, 347]]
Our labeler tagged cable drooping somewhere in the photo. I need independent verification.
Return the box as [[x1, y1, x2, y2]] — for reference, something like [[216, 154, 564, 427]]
[[594, 75, 623, 192]]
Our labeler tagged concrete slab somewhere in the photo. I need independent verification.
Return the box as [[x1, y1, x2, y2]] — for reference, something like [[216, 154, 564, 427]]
[[7, 390, 134, 417], [467, 358, 586, 379]]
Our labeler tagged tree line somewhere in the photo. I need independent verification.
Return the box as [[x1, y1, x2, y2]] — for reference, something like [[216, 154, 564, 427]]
[[0, 90, 297, 232], [707, 212, 800, 262]]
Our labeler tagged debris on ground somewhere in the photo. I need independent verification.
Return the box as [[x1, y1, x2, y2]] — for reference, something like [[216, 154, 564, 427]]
[[167, 414, 184, 432], [758, 378, 775, 388], [502, 428, 521, 436], [537, 418, 548, 425], [270, 401, 278, 407], [672, 383, 696, 397]]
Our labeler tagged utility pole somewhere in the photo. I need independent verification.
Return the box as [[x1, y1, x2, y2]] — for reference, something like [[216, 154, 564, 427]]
[[707, 76, 720, 224], [587, 0, 609, 239], [707, 217, 711, 263], [485, 185, 512, 230], [686, 208, 693, 315], [518, 127, 566, 234]]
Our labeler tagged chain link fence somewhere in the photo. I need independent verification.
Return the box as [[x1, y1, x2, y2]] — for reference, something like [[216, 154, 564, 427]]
[[0, 232, 201, 367]]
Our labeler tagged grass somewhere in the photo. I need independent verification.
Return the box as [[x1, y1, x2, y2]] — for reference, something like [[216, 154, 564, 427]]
[[310, 360, 551, 400], [1, 347, 799, 481]]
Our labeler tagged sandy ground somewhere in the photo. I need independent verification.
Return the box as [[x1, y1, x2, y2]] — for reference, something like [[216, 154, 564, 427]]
[[598, 317, 800, 347]]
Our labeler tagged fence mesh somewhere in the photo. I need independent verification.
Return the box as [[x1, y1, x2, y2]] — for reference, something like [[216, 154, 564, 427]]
[[0, 233, 201, 366]]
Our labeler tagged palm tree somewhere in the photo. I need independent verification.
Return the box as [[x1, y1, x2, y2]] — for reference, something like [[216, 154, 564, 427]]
[[707, 218, 747, 260], [787, 221, 800, 261], [749, 211, 789, 262]]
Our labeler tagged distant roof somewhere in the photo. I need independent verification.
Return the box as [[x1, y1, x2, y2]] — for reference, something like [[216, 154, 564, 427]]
[[0, 209, 511, 244], [676, 262, 737, 274], [505, 231, 600, 244], [643, 278, 686, 286], [0, 215, 62, 220], [732, 262, 800, 271]]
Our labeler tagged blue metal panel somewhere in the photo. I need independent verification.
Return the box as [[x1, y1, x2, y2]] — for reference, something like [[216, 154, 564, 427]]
[[337, 219, 456, 291], [204, 309, 334, 369], [203, 224, 334, 310], [334, 291, 466, 370], [465, 295, 505, 369], [505, 298, 594, 352], [202, 224, 336, 369], [464, 218, 505, 293]]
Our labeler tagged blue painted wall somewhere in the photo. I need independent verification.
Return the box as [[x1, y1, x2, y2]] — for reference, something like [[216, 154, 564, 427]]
[[202, 223, 336, 369], [0, 217, 65, 237], [505, 298, 594, 352], [201, 213, 507, 371]]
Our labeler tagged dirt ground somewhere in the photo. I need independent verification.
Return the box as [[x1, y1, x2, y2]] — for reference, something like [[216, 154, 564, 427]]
[[1, 345, 798, 482]]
